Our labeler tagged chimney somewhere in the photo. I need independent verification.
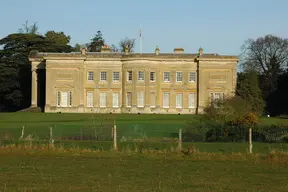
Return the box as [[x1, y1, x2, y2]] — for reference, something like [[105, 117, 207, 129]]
[[101, 45, 111, 53], [198, 47, 203, 56], [81, 47, 87, 55], [173, 48, 184, 53], [155, 45, 160, 55], [125, 45, 129, 54]]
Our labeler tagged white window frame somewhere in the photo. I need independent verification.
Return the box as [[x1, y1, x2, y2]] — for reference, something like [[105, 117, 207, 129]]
[[99, 92, 106, 107], [188, 93, 195, 108], [137, 91, 144, 107], [126, 92, 132, 107], [112, 93, 119, 108], [150, 72, 156, 82], [189, 72, 196, 82], [163, 92, 170, 108], [57, 91, 72, 107], [87, 92, 94, 107], [127, 71, 132, 81], [210, 93, 225, 103], [150, 92, 156, 108], [87, 71, 94, 81], [113, 72, 120, 82], [176, 72, 183, 82], [176, 93, 182, 108], [163, 72, 170, 82], [138, 71, 145, 81], [100, 71, 107, 82]]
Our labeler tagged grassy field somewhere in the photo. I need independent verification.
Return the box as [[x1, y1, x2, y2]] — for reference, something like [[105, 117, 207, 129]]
[[0, 148, 288, 192], [1, 112, 288, 153]]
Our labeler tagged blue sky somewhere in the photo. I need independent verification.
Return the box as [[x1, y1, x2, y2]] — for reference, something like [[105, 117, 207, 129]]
[[1, 0, 287, 55]]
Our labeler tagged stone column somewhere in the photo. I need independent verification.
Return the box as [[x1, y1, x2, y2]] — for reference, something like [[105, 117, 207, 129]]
[[31, 68, 38, 107]]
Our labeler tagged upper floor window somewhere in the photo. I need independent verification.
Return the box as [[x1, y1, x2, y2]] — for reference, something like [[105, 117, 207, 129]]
[[100, 72, 107, 81], [127, 71, 132, 81], [189, 72, 196, 82], [176, 72, 183, 82], [138, 71, 145, 81], [163, 72, 170, 82], [150, 72, 156, 82], [87, 71, 94, 81], [113, 72, 120, 82]]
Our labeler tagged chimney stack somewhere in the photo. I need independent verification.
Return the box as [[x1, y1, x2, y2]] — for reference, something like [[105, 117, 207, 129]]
[[173, 48, 184, 53]]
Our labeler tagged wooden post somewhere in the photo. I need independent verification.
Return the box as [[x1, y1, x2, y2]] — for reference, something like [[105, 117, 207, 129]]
[[249, 128, 252, 154], [19, 125, 25, 140], [49, 127, 54, 148], [111, 126, 114, 140], [113, 124, 117, 151], [178, 128, 182, 151]]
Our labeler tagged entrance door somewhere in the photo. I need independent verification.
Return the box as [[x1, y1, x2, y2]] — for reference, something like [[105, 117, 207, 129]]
[[61, 92, 68, 107]]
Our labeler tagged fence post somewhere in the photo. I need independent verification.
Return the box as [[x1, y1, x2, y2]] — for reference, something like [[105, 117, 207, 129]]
[[19, 125, 25, 140], [49, 127, 54, 148], [249, 128, 252, 154], [113, 124, 117, 151], [178, 128, 182, 151]]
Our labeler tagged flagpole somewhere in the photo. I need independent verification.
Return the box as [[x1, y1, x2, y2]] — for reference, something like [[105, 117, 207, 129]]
[[140, 25, 142, 54]]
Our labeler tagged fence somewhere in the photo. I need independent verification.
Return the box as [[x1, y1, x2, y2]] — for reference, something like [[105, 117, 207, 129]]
[[0, 115, 288, 153]]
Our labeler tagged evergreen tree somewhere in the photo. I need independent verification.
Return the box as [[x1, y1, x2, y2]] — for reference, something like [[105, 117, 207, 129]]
[[236, 70, 265, 115], [88, 31, 105, 52]]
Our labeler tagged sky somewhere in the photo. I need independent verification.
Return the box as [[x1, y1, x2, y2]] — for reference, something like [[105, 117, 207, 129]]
[[0, 0, 287, 56]]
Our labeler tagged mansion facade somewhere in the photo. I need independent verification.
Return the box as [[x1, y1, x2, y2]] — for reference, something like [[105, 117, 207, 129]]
[[29, 46, 238, 114]]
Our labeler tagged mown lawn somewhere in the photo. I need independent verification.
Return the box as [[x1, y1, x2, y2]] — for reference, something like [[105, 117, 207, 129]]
[[0, 149, 288, 192], [1, 112, 288, 138]]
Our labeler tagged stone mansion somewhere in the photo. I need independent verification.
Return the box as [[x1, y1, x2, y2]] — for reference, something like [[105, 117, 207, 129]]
[[29, 46, 238, 114]]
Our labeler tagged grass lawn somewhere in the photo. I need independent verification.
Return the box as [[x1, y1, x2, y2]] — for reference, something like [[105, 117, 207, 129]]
[[0, 149, 288, 192], [1, 113, 288, 154]]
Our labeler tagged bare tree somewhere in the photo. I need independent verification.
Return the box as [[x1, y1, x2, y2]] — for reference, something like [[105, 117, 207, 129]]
[[110, 44, 119, 52], [241, 35, 288, 94], [18, 21, 38, 34], [119, 37, 135, 52]]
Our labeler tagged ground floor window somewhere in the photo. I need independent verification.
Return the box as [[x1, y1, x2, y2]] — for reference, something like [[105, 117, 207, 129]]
[[112, 93, 119, 107], [137, 92, 144, 107], [176, 93, 182, 108], [87, 92, 93, 107], [150, 92, 156, 108], [163, 92, 170, 108], [100, 92, 106, 107], [57, 91, 72, 107], [188, 93, 195, 108]]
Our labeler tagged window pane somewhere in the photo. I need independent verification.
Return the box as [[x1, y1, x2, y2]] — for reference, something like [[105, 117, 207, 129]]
[[176, 72, 182, 82], [163, 72, 170, 82], [127, 71, 132, 81], [88, 71, 94, 81], [113, 72, 120, 81], [189, 72, 196, 82], [138, 71, 145, 81], [100, 93, 106, 107], [150, 72, 155, 81], [137, 92, 144, 107], [100, 72, 107, 81], [176, 93, 182, 108], [188, 93, 195, 108], [163, 92, 170, 108], [87, 92, 93, 107], [113, 93, 119, 107]]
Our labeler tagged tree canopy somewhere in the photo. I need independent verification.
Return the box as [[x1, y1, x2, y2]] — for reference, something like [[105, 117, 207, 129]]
[[119, 37, 135, 52], [88, 31, 105, 52]]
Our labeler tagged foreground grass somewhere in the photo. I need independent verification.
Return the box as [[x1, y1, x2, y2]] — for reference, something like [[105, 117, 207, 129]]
[[0, 147, 288, 192]]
